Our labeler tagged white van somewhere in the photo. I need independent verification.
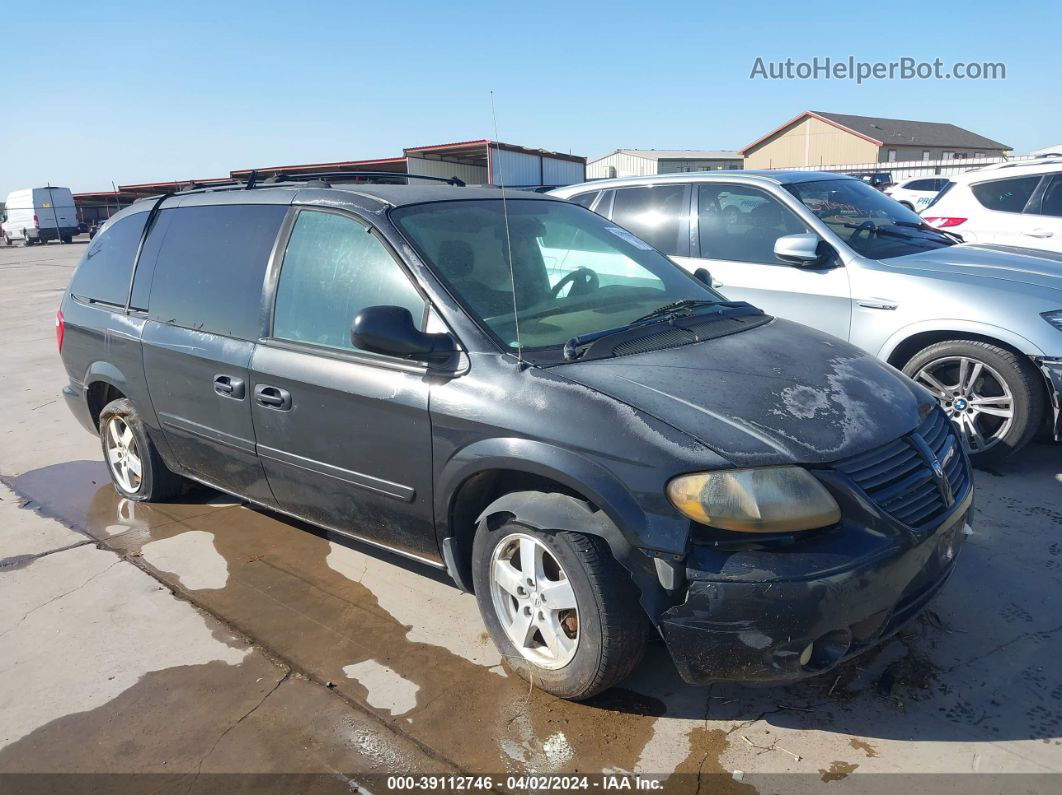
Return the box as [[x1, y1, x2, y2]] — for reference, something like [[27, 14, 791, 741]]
[[2, 187, 78, 245]]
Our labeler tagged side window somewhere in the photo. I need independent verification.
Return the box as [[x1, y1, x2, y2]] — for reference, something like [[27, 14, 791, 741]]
[[273, 210, 425, 353], [68, 212, 149, 306], [907, 179, 931, 191], [148, 204, 287, 339], [569, 191, 598, 209], [610, 184, 690, 256], [696, 184, 808, 264], [970, 176, 1042, 213], [1034, 175, 1062, 217]]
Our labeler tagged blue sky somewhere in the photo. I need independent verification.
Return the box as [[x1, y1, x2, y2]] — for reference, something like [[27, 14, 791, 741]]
[[2, 0, 1058, 198]]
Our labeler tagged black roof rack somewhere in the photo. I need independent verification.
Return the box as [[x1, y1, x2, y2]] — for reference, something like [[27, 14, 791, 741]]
[[165, 170, 467, 197], [261, 171, 466, 187]]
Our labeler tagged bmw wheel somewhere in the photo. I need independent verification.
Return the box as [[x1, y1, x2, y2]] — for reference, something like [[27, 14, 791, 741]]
[[904, 340, 1045, 465]]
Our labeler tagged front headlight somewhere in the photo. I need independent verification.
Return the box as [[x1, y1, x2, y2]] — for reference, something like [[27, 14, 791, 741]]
[[1042, 310, 1062, 333], [666, 466, 840, 533]]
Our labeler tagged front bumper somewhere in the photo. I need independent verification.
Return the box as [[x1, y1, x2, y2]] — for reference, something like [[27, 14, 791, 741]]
[[659, 491, 971, 685], [1038, 358, 1062, 440]]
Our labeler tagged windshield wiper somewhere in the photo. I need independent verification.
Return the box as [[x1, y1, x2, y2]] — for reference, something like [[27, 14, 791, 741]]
[[562, 300, 746, 362], [629, 299, 720, 325], [892, 220, 960, 244], [840, 222, 917, 241]]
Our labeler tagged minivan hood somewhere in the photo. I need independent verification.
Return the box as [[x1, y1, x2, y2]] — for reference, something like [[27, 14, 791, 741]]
[[887, 244, 1062, 291], [557, 318, 931, 467]]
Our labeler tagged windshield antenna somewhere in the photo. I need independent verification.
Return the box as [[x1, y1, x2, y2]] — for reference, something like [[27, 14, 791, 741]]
[[491, 90, 523, 364]]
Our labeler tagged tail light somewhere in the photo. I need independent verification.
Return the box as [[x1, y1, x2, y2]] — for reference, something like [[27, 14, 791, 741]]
[[56, 309, 65, 352], [923, 216, 967, 228], [33, 214, 40, 229]]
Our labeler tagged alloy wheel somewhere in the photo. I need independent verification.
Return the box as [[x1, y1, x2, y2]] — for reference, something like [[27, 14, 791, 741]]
[[488, 533, 579, 670], [914, 355, 1013, 454], [103, 417, 143, 493]]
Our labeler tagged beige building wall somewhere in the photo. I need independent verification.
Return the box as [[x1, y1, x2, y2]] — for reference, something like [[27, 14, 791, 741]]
[[744, 117, 879, 169], [877, 145, 1006, 163]]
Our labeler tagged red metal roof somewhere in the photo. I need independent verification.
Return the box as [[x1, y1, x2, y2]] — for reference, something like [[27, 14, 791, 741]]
[[230, 157, 407, 177]]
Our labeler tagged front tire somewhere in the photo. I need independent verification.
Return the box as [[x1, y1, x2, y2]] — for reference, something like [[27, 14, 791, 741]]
[[903, 340, 1045, 465], [472, 518, 647, 700], [99, 398, 186, 500]]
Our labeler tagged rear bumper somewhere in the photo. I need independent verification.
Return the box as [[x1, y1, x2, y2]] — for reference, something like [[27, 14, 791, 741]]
[[1038, 358, 1062, 440], [35, 226, 79, 242], [62, 383, 96, 434], [658, 494, 971, 685]]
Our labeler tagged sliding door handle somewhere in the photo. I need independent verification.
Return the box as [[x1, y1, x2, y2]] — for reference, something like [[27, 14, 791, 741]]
[[213, 374, 246, 400], [254, 384, 292, 410]]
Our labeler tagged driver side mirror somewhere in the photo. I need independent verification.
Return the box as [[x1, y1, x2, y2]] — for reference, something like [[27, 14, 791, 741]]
[[351, 306, 456, 364], [774, 233, 828, 267]]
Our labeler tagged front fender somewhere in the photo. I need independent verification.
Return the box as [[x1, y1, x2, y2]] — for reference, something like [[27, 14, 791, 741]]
[[435, 436, 690, 555], [474, 490, 676, 624], [877, 319, 1046, 362]]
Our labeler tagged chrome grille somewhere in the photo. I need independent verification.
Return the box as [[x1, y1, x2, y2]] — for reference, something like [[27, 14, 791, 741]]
[[834, 409, 970, 530]]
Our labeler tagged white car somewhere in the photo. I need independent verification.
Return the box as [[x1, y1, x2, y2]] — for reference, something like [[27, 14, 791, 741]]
[[884, 177, 949, 211], [922, 156, 1062, 252]]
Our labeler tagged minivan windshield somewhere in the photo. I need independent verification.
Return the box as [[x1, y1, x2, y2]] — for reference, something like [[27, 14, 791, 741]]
[[785, 178, 957, 260], [392, 199, 723, 354]]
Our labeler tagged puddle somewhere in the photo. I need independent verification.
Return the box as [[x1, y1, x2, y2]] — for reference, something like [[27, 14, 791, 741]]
[[343, 660, 420, 716], [7, 457, 1061, 779]]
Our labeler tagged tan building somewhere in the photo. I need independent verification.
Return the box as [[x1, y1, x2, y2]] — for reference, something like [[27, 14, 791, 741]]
[[742, 111, 1010, 169]]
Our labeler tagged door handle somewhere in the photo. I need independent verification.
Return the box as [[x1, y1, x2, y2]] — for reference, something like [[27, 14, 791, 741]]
[[213, 374, 246, 400], [856, 298, 898, 310], [254, 384, 292, 410], [1023, 229, 1053, 238]]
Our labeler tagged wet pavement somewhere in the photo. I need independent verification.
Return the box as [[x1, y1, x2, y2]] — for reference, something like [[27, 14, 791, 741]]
[[2, 242, 1061, 791]]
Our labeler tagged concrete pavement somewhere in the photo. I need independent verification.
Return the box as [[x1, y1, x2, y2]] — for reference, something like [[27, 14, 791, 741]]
[[1, 240, 1060, 791]]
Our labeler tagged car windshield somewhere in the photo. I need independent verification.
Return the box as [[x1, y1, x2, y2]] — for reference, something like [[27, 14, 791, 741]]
[[391, 199, 723, 356], [785, 178, 956, 260]]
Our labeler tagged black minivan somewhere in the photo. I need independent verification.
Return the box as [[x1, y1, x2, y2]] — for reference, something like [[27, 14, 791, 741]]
[[59, 178, 973, 699]]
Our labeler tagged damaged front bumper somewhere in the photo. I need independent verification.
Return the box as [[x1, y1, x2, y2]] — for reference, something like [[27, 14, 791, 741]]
[[658, 487, 972, 686], [1037, 358, 1062, 440]]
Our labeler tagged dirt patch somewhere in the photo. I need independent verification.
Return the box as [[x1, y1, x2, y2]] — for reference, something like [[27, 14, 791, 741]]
[[848, 738, 878, 758], [819, 760, 859, 781]]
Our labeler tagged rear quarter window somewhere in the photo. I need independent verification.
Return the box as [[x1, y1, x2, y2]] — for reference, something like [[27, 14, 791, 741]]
[[970, 176, 1041, 213], [68, 212, 149, 306], [146, 204, 287, 339]]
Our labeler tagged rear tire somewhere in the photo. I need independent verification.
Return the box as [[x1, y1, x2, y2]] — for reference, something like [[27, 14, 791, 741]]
[[903, 339, 1045, 465], [99, 398, 186, 501], [61, 234, 72, 244], [472, 516, 647, 700]]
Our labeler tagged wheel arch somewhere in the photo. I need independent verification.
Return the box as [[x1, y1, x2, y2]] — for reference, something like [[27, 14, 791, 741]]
[[879, 322, 1045, 370], [83, 363, 132, 430], [436, 438, 685, 622]]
